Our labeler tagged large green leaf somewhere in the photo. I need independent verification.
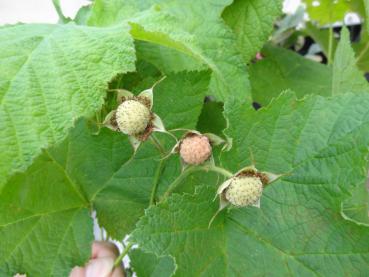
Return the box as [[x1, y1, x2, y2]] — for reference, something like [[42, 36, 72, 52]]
[[0, 151, 93, 277], [88, 0, 250, 102], [0, 23, 136, 187], [250, 28, 369, 106], [332, 28, 369, 95], [133, 92, 369, 276], [249, 46, 332, 106], [135, 41, 206, 73], [153, 71, 211, 130], [353, 30, 369, 72], [129, 249, 176, 277], [196, 101, 227, 136], [222, 0, 282, 62]]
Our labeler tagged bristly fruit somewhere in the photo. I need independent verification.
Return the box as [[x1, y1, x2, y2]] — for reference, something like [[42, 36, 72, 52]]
[[224, 176, 263, 207], [116, 99, 151, 135], [215, 166, 278, 212], [179, 133, 212, 165]]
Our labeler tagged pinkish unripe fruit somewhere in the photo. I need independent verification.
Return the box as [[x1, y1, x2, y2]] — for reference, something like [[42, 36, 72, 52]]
[[179, 134, 212, 165], [224, 176, 263, 207]]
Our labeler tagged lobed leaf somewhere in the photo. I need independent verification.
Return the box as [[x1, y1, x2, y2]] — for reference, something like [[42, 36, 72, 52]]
[[88, 0, 251, 102], [0, 23, 136, 187], [133, 92, 369, 276], [129, 249, 176, 277], [250, 28, 369, 106], [0, 152, 93, 277], [223, 0, 282, 62]]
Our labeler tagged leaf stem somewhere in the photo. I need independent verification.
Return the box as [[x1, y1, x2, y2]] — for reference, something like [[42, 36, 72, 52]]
[[150, 135, 165, 153], [113, 241, 133, 267], [150, 159, 165, 205], [355, 41, 369, 64], [52, 0, 69, 23], [327, 24, 334, 65], [163, 165, 232, 198]]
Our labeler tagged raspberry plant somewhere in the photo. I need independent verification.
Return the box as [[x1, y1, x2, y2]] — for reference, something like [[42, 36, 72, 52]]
[[1, 0, 369, 276]]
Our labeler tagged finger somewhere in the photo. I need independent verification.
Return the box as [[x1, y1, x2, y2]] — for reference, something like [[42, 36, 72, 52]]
[[69, 266, 86, 277], [91, 241, 120, 259], [85, 257, 114, 277]]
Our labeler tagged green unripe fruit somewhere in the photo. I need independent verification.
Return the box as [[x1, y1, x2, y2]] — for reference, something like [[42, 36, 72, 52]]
[[224, 176, 263, 207], [116, 100, 151, 135]]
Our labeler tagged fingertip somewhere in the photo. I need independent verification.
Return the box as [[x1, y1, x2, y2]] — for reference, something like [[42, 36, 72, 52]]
[[91, 241, 119, 259], [69, 266, 86, 277]]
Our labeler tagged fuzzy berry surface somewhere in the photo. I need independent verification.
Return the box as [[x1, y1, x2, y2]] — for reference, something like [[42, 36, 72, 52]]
[[116, 99, 151, 135], [179, 134, 212, 165], [224, 176, 263, 206]]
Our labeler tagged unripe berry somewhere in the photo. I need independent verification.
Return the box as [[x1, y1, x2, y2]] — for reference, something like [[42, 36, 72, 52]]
[[224, 176, 263, 207], [116, 100, 151, 135], [179, 134, 212, 165]]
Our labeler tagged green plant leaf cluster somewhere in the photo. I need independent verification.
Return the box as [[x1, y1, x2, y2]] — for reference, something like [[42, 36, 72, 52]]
[[1, 1, 369, 276]]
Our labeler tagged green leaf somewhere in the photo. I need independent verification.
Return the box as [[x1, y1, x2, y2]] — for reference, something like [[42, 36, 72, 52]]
[[0, 152, 93, 277], [196, 101, 227, 136], [304, 0, 362, 25], [222, 0, 282, 62], [74, 5, 93, 25], [88, 0, 251, 102], [250, 29, 369, 106], [135, 41, 205, 73], [365, 0, 369, 31], [0, 23, 136, 187], [153, 71, 211, 130], [91, 140, 163, 238], [353, 30, 369, 72], [133, 92, 369, 276], [332, 28, 369, 95], [130, 249, 176, 277], [250, 46, 332, 106], [342, 181, 369, 226], [87, 0, 143, 27]]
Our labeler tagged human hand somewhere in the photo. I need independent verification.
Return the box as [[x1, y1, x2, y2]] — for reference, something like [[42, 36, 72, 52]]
[[69, 241, 124, 277]]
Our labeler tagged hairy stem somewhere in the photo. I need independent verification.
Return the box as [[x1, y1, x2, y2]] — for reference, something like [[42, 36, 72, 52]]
[[150, 159, 165, 205], [113, 241, 133, 267], [149, 135, 167, 205], [163, 165, 232, 198]]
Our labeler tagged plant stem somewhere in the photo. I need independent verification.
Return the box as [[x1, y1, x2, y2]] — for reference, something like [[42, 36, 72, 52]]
[[52, 0, 69, 23], [327, 24, 334, 65], [150, 159, 164, 205], [356, 41, 369, 64], [206, 165, 233, 178], [148, 135, 167, 205], [150, 134, 165, 153], [114, 241, 133, 267], [163, 165, 232, 198]]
